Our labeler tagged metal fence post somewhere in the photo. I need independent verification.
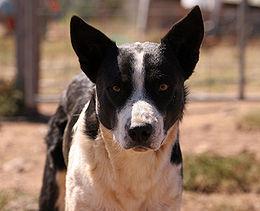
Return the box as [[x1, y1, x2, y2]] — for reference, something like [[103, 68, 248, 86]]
[[237, 0, 247, 100]]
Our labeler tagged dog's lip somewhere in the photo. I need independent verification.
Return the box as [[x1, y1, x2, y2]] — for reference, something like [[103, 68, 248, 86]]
[[132, 146, 150, 152]]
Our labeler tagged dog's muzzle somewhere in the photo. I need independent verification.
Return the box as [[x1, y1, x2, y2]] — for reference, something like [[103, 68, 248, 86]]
[[127, 123, 153, 151]]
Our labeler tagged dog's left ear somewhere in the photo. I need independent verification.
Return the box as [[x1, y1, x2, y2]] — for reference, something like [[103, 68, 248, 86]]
[[161, 6, 204, 80], [70, 16, 117, 83]]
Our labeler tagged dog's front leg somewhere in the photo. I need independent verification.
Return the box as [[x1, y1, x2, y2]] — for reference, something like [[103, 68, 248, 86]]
[[65, 144, 85, 211]]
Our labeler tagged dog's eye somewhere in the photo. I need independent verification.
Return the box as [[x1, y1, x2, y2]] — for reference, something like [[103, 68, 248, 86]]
[[159, 84, 169, 91], [112, 85, 121, 92]]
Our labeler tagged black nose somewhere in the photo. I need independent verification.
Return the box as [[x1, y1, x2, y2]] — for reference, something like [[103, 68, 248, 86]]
[[128, 124, 153, 143]]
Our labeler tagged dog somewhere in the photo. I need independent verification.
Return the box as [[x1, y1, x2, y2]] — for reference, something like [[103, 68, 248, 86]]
[[39, 6, 204, 211]]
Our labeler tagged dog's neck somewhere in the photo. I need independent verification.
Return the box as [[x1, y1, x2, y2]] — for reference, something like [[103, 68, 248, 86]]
[[70, 110, 182, 209], [98, 122, 180, 194]]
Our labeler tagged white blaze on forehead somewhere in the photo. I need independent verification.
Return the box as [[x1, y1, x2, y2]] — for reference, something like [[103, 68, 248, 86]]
[[132, 46, 145, 94]]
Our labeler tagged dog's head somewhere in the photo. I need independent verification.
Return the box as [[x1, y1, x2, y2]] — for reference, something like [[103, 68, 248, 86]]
[[70, 6, 204, 152]]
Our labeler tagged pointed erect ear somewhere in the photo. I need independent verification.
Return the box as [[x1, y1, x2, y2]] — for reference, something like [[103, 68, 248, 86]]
[[70, 16, 117, 83], [161, 6, 204, 80]]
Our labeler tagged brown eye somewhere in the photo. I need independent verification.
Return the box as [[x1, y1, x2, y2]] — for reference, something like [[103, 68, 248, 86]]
[[159, 84, 168, 91], [112, 85, 121, 92]]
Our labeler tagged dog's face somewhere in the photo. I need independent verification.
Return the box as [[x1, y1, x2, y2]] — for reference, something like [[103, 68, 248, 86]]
[[95, 42, 186, 151], [70, 6, 204, 151]]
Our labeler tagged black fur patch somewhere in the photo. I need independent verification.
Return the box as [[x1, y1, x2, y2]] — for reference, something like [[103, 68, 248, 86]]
[[39, 105, 67, 210], [39, 157, 61, 211], [70, 16, 117, 83], [170, 132, 183, 177], [161, 5, 204, 80], [143, 44, 186, 130], [84, 95, 99, 139], [45, 105, 67, 170], [170, 133, 182, 165], [96, 47, 134, 129]]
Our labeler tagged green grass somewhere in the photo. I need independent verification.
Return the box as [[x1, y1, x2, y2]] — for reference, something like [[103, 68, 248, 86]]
[[237, 109, 260, 131], [0, 36, 15, 65], [184, 152, 260, 193], [0, 189, 38, 211], [0, 80, 24, 116], [0, 36, 15, 80], [211, 203, 256, 211], [0, 191, 9, 210]]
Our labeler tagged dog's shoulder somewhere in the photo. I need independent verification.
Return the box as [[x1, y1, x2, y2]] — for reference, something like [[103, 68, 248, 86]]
[[61, 73, 98, 165], [62, 73, 94, 113], [40, 73, 97, 209]]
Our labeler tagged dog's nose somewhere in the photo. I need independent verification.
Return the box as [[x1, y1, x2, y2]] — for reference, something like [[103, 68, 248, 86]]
[[128, 124, 153, 143]]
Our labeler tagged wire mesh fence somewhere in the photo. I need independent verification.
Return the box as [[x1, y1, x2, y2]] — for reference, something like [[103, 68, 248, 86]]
[[0, 0, 260, 103]]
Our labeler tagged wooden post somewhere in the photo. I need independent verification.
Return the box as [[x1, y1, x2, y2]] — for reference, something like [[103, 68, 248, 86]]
[[15, 0, 40, 114], [124, 0, 138, 25], [237, 0, 247, 100], [136, 0, 150, 33], [210, 0, 222, 35]]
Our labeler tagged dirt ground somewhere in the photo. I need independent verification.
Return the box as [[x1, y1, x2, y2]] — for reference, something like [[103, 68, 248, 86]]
[[0, 101, 260, 211]]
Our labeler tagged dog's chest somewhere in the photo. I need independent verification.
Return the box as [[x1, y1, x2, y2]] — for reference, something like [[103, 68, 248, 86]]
[[66, 132, 182, 211]]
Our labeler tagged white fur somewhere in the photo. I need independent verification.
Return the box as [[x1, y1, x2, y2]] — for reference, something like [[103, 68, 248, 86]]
[[133, 49, 144, 91]]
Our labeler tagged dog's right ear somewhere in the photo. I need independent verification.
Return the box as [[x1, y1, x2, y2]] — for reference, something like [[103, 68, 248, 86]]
[[161, 6, 204, 80], [70, 16, 117, 83]]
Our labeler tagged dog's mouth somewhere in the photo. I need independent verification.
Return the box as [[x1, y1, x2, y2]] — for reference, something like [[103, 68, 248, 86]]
[[123, 137, 166, 152], [131, 146, 150, 152], [130, 140, 165, 152]]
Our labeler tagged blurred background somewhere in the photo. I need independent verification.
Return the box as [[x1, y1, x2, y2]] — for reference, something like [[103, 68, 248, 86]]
[[0, 0, 259, 210]]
